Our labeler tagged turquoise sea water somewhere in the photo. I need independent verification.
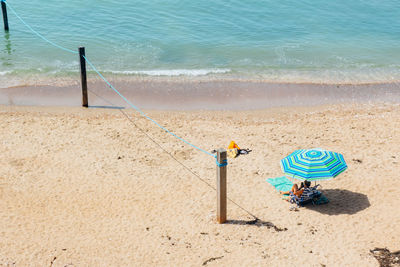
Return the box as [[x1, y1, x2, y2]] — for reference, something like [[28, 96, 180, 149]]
[[1, 0, 400, 87]]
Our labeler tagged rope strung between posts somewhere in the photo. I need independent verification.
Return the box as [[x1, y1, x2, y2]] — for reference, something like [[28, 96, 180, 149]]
[[216, 159, 228, 167], [2, 0, 265, 221], [82, 55, 216, 159], [87, 88, 258, 220], [3, 0, 78, 55], [3, 0, 224, 165]]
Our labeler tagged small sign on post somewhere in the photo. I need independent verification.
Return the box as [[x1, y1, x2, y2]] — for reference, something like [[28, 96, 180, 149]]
[[216, 148, 227, 224], [79, 47, 88, 107], [1, 0, 9, 31]]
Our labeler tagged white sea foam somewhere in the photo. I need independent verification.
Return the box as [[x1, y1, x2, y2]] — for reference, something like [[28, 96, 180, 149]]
[[0, 71, 12, 76], [109, 69, 231, 76]]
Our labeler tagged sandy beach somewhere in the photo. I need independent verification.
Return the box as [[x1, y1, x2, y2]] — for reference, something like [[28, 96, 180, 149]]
[[2, 0, 400, 265], [1, 102, 399, 266]]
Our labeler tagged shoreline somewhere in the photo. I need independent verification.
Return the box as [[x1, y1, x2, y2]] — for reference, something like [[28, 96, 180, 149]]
[[1, 80, 400, 110], [2, 72, 400, 89]]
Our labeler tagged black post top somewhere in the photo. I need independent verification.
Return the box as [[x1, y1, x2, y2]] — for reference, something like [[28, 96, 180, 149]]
[[1, 0, 9, 32]]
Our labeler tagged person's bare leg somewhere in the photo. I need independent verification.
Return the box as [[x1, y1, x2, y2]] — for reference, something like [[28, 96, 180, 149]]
[[280, 184, 299, 195], [292, 184, 299, 193]]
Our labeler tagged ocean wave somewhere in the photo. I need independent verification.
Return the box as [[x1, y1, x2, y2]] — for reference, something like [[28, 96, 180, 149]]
[[0, 71, 12, 76], [1, 66, 400, 88], [108, 69, 231, 76]]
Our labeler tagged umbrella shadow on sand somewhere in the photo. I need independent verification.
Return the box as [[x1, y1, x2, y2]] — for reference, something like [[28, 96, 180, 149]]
[[307, 189, 370, 215]]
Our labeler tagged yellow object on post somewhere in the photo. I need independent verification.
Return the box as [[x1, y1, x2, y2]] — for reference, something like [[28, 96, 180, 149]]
[[228, 141, 240, 150], [227, 148, 238, 158]]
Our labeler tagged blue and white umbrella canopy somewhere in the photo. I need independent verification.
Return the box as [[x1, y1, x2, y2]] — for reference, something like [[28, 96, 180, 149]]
[[280, 149, 347, 181]]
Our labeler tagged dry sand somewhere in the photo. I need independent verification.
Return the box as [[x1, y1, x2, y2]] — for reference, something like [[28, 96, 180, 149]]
[[1, 103, 400, 266]]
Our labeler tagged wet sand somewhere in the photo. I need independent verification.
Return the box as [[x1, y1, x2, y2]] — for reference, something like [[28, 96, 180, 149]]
[[1, 80, 400, 110]]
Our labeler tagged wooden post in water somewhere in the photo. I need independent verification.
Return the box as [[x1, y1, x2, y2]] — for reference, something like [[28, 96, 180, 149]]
[[1, 0, 9, 31], [216, 149, 227, 224], [79, 47, 88, 107]]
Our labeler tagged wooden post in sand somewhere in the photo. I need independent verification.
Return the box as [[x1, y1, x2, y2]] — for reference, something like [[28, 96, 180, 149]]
[[216, 149, 227, 224], [1, 0, 9, 31], [79, 47, 88, 107]]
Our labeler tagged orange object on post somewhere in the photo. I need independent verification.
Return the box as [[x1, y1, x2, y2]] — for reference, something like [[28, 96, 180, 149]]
[[228, 141, 240, 150]]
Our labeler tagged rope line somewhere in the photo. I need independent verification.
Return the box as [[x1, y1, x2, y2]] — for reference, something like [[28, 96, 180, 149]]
[[216, 159, 228, 167], [87, 88, 257, 220], [3, 0, 260, 221], [4, 0, 219, 162], [3, 0, 78, 54], [82, 55, 216, 159]]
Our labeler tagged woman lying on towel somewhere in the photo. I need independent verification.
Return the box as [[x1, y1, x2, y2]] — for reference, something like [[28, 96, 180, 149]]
[[280, 180, 311, 197]]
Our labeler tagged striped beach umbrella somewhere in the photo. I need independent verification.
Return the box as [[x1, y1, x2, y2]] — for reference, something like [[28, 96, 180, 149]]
[[280, 149, 347, 181]]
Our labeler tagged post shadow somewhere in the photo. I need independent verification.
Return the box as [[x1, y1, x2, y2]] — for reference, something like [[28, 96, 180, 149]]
[[85, 87, 126, 110], [88, 105, 125, 110], [225, 218, 288, 232], [307, 189, 370, 215]]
